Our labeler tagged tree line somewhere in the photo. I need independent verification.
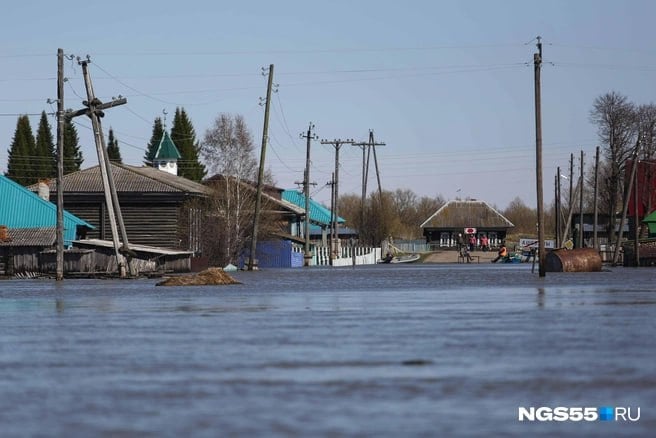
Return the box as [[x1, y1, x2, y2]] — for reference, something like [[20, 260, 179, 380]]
[[5, 111, 83, 186], [5, 107, 207, 186]]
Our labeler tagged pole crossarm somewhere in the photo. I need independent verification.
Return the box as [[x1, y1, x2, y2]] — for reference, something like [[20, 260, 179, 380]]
[[67, 97, 127, 120]]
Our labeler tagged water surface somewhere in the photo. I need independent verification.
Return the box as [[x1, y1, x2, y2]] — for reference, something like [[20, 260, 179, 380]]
[[1, 264, 654, 437]]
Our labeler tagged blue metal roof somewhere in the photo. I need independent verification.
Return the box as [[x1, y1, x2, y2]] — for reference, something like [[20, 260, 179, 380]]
[[0, 175, 94, 246], [281, 190, 345, 226]]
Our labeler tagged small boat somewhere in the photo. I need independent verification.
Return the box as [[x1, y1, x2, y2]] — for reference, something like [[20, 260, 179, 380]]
[[378, 253, 420, 264]]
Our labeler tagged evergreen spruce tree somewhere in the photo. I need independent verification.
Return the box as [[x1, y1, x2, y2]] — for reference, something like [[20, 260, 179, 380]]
[[170, 107, 206, 181], [5, 115, 37, 186], [34, 111, 56, 180], [144, 117, 164, 165], [63, 119, 83, 174], [106, 127, 123, 163]]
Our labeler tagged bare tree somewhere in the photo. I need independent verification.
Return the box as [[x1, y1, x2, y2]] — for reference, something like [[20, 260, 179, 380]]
[[589, 91, 637, 240], [503, 196, 537, 235], [201, 114, 260, 264], [414, 195, 445, 229], [338, 189, 446, 243]]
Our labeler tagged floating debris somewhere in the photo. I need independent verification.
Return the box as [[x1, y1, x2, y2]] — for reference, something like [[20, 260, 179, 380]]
[[156, 267, 240, 286]]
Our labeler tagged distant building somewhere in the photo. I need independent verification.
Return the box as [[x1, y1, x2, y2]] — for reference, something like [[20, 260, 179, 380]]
[[420, 199, 514, 248], [570, 213, 630, 248], [281, 189, 346, 245]]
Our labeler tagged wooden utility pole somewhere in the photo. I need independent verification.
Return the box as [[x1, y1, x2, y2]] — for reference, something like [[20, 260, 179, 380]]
[[567, 153, 574, 241], [593, 146, 600, 249], [69, 56, 131, 277], [634, 153, 640, 266], [370, 130, 385, 205], [248, 64, 274, 271], [533, 36, 546, 277], [299, 122, 317, 266], [321, 137, 354, 263], [555, 167, 561, 248], [578, 150, 584, 248], [329, 173, 335, 265], [612, 145, 640, 266], [56, 49, 65, 281], [352, 130, 385, 243]]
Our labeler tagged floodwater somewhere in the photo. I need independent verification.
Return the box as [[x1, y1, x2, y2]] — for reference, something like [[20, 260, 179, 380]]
[[0, 264, 655, 437]]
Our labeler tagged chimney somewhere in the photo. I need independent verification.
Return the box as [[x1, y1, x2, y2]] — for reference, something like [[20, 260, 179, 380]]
[[37, 181, 50, 201]]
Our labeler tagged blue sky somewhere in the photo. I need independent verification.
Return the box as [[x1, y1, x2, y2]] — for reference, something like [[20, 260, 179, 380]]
[[2, 0, 656, 211]]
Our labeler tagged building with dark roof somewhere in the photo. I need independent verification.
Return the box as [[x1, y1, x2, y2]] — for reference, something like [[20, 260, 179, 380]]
[[420, 199, 514, 248], [33, 162, 211, 252]]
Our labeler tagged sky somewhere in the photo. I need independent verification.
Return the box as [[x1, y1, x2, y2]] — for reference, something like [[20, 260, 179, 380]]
[[2, 0, 656, 212]]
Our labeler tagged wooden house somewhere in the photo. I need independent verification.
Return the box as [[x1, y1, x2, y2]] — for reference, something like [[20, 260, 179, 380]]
[[420, 199, 514, 248], [33, 162, 212, 253]]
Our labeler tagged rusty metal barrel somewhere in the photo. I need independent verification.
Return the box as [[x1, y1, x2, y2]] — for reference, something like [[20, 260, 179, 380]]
[[545, 248, 602, 272]]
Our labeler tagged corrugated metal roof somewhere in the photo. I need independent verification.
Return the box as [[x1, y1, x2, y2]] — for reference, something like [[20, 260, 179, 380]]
[[282, 190, 345, 226], [0, 175, 94, 245], [34, 163, 211, 194], [0, 227, 56, 247], [154, 131, 182, 160], [420, 199, 514, 229]]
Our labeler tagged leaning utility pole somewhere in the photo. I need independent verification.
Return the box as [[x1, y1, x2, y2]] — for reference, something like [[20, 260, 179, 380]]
[[321, 137, 354, 263], [612, 146, 639, 266], [353, 130, 385, 241], [68, 56, 131, 277], [299, 122, 317, 266], [533, 36, 546, 277], [55, 48, 65, 281], [248, 64, 274, 271]]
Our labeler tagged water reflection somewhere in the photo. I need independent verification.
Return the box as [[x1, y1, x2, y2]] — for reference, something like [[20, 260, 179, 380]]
[[536, 287, 545, 308]]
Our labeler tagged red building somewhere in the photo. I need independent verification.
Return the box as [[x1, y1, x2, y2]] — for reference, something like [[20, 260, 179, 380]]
[[627, 159, 656, 218]]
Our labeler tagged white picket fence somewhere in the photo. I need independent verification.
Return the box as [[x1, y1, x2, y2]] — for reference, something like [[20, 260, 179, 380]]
[[313, 246, 382, 267]]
